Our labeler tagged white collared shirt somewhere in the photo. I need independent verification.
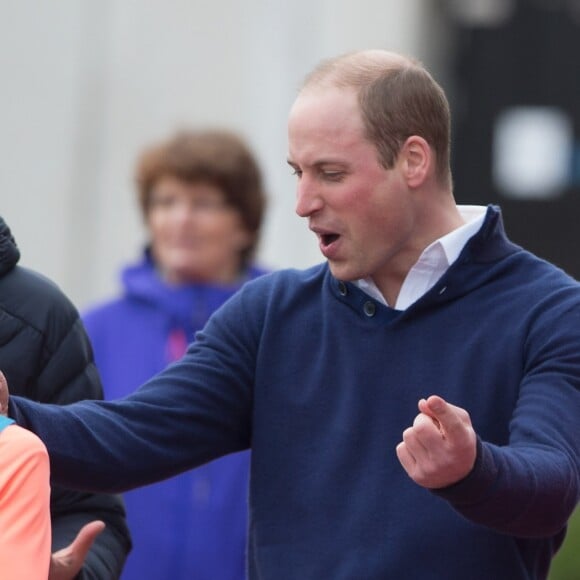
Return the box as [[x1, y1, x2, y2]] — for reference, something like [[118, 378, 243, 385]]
[[355, 205, 487, 310]]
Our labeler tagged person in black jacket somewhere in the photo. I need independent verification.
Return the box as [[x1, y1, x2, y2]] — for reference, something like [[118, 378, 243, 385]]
[[0, 216, 131, 579]]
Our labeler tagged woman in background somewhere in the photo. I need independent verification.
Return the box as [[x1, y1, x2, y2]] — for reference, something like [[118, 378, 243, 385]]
[[83, 129, 268, 580]]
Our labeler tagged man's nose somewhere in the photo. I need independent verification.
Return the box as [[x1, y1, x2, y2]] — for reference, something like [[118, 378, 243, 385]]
[[295, 177, 323, 217]]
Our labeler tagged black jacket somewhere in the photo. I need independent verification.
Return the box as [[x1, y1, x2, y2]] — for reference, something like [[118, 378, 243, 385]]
[[0, 217, 131, 578]]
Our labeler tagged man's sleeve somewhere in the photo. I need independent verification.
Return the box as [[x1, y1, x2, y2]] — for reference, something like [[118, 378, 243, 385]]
[[8, 287, 258, 494], [432, 299, 580, 537]]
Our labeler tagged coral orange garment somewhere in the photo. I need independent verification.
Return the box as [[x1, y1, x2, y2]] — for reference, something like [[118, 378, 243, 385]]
[[0, 417, 51, 579]]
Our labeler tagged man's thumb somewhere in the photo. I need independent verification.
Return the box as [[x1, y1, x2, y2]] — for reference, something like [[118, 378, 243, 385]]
[[71, 521, 106, 556]]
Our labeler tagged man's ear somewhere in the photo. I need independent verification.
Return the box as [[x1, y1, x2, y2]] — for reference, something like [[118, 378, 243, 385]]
[[400, 136, 431, 188]]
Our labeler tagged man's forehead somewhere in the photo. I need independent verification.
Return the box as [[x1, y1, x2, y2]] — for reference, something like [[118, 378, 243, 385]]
[[289, 86, 360, 128], [287, 98, 370, 167]]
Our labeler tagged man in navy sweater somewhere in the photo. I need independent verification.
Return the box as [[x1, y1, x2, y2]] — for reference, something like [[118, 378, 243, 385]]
[[4, 50, 580, 579]]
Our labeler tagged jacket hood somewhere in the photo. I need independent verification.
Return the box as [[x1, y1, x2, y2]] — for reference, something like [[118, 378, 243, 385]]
[[0, 217, 21, 277], [119, 249, 268, 325]]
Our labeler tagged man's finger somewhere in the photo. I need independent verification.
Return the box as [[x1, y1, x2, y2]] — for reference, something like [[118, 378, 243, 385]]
[[421, 395, 468, 440], [402, 423, 430, 460], [49, 521, 106, 580], [69, 520, 106, 557], [395, 441, 416, 472]]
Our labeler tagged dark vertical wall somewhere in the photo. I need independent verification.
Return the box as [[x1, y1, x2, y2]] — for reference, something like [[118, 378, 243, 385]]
[[446, 0, 580, 277]]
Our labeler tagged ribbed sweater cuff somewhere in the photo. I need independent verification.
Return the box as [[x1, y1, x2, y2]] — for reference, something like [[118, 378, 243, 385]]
[[431, 437, 498, 506]]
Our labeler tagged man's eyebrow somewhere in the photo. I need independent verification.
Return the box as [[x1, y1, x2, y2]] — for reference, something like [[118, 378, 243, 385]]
[[287, 158, 346, 168]]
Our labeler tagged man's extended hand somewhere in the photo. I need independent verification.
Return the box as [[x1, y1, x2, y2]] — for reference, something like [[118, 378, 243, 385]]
[[396, 395, 477, 489], [49, 520, 106, 580]]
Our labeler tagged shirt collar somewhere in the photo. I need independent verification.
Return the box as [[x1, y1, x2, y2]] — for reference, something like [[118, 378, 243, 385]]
[[355, 205, 487, 308], [437, 205, 487, 265]]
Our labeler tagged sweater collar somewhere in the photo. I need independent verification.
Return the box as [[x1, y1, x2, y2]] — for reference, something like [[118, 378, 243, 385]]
[[356, 205, 487, 309], [330, 205, 521, 319]]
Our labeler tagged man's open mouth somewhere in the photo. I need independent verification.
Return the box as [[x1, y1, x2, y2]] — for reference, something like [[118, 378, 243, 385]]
[[321, 233, 340, 247]]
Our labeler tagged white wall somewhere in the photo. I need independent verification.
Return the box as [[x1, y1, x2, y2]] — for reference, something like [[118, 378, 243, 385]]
[[0, 0, 433, 309]]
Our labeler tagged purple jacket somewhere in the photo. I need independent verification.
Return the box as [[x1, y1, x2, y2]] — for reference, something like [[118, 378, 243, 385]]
[[82, 251, 267, 580]]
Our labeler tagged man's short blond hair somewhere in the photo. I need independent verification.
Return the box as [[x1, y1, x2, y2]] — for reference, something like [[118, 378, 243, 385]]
[[302, 50, 451, 187]]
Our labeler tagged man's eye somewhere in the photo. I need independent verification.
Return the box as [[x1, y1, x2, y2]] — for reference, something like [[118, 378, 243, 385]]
[[291, 168, 303, 178], [323, 171, 344, 182]]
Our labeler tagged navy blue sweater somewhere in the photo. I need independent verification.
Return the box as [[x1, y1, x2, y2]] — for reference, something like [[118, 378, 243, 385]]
[[10, 207, 580, 579]]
